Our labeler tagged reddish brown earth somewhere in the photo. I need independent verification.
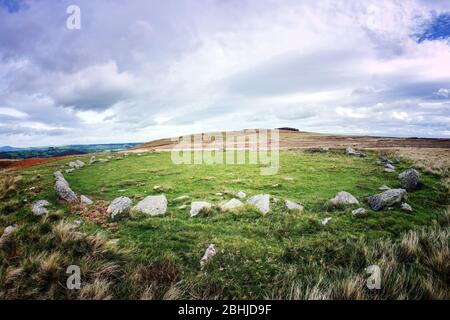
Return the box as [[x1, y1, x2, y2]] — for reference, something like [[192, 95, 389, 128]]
[[3, 157, 64, 170]]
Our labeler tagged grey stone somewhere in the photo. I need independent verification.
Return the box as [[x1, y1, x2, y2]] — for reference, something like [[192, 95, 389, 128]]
[[247, 194, 271, 214], [385, 163, 395, 170], [75, 160, 85, 168], [366, 188, 407, 211], [65, 169, 74, 174], [321, 217, 332, 225], [399, 169, 420, 192], [328, 191, 359, 208], [200, 244, 217, 268], [174, 195, 190, 201], [132, 195, 167, 216], [89, 156, 97, 164], [346, 147, 366, 157], [401, 203, 413, 212], [285, 200, 304, 211], [384, 167, 396, 173], [352, 208, 367, 217], [32, 200, 50, 216], [219, 198, 244, 212], [107, 197, 132, 219], [236, 191, 246, 199], [379, 185, 391, 191], [80, 195, 93, 205], [190, 201, 212, 217], [54, 172, 78, 203]]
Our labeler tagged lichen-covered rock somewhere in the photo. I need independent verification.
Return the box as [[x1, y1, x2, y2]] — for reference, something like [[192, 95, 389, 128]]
[[219, 198, 244, 212], [247, 194, 271, 214], [328, 191, 359, 209], [366, 188, 407, 211], [80, 195, 93, 205], [285, 200, 304, 211], [132, 195, 167, 216], [32, 200, 50, 216], [107, 196, 132, 219], [399, 169, 420, 192], [200, 244, 217, 268], [352, 208, 367, 217], [54, 172, 78, 203], [190, 201, 212, 217]]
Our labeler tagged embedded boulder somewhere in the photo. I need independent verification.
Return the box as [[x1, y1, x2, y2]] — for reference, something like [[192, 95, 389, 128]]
[[285, 200, 304, 211], [247, 194, 271, 214], [107, 196, 132, 219], [328, 191, 359, 209], [399, 169, 420, 192], [366, 188, 407, 211], [219, 198, 244, 212], [80, 195, 93, 205], [132, 195, 167, 216], [190, 201, 212, 217], [32, 200, 50, 216], [53, 171, 78, 203], [200, 244, 217, 268]]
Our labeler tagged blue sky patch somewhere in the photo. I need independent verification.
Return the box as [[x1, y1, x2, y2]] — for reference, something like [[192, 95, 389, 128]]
[[0, 0, 24, 13], [416, 12, 450, 43]]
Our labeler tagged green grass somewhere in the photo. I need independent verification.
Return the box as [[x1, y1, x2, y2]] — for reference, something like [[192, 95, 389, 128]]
[[1, 150, 448, 299]]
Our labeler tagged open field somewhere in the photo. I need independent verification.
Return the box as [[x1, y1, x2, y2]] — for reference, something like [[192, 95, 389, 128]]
[[1, 140, 448, 299]]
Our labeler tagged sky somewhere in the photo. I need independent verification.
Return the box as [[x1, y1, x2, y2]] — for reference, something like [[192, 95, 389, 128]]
[[0, 0, 449, 147]]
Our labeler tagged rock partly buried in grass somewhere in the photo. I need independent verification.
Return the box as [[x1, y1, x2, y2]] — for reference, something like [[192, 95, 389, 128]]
[[401, 203, 413, 212], [190, 201, 212, 217], [247, 194, 271, 214], [236, 191, 246, 199], [384, 167, 396, 173], [75, 160, 85, 168], [328, 191, 359, 210], [321, 217, 332, 225], [399, 169, 420, 192], [32, 200, 50, 216], [89, 156, 97, 164], [285, 200, 304, 211], [200, 244, 217, 269], [379, 185, 391, 191], [346, 147, 366, 157], [0, 224, 18, 243], [53, 171, 79, 203], [80, 195, 93, 205], [366, 188, 407, 211], [107, 196, 132, 219], [132, 195, 167, 216], [352, 208, 367, 217], [174, 195, 190, 202], [68, 161, 79, 168], [219, 198, 244, 212], [65, 169, 74, 174]]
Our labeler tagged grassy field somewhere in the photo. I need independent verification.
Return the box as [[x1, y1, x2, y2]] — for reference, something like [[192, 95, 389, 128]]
[[0, 150, 448, 299]]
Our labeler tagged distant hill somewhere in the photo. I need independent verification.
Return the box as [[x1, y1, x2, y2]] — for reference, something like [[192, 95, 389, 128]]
[[0, 143, 142, 160]]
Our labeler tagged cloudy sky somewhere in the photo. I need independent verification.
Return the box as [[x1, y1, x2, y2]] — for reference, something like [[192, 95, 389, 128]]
[[0, 0, 449, 147]]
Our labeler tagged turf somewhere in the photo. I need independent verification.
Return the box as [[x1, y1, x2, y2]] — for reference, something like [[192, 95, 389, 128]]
[[2, 150, 448, 298]]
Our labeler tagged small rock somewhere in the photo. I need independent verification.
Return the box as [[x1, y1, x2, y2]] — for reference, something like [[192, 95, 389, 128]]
[[32, 200, 50, 216], [384, 167, 396, 173], [328, 191, 359, 209], [283, 176, 295, 181], [346, 147, 366, 157], [65, 169, 74, 174], [385, 163, 395, 170], [178, 205, 187, 210], [98, 158, 109, 163], [89, 156, 97, 164], [190, 201, 212, 217], [75, 160, 85, 168], [215, 192, 223, 196], [174, 195, 190, 201], [271, 183, 281, 188], [379, 185, 391, 191], [107, 197, 132, 219], [153, 185, 163, 192], [2, 224, 17, 237], [321, 217, 332, 225], [80, 195, 93, 205], [54, 172, 78, 203], [352, 208, 367, 217], [219, 198, 244, 212], [399, 169, 420, 192], [236, 191, 246, 199], [285, 200, 304, 211], [366, 188, 407, 211], [132, 195, 168, 216], [247, 194, 271, 214], [401, 203, 413, 212], [200, 244, 217, 268], [69, 220, 82, 230]]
